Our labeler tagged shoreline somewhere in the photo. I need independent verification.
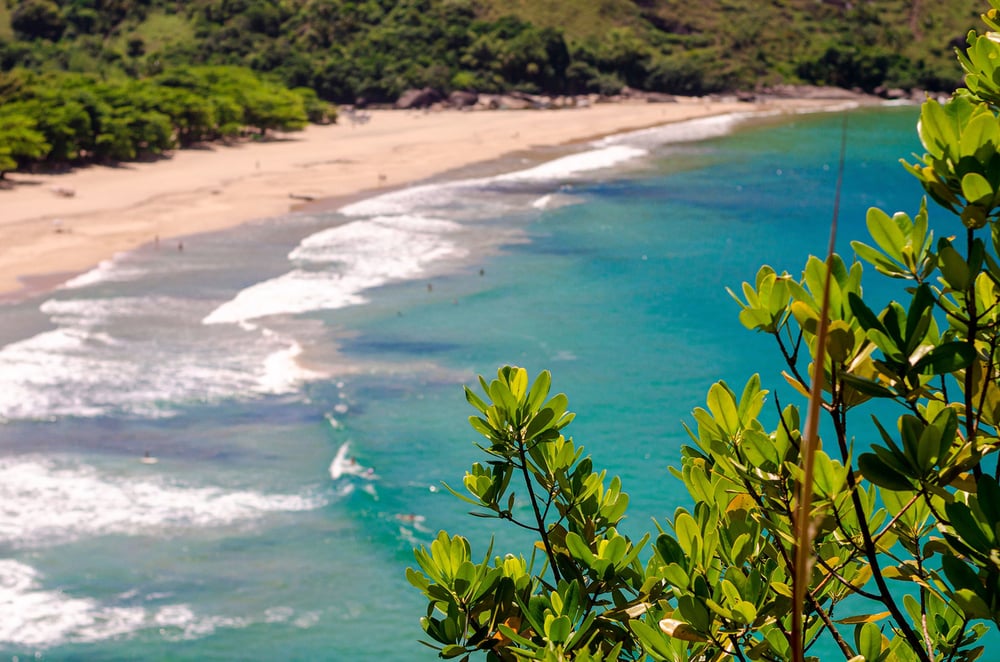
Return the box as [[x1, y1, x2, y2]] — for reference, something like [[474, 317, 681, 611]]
[[0, 96, 874, 304]]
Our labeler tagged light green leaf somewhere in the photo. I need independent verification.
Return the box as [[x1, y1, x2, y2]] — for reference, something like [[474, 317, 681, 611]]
[[962, 172, 994, 203]]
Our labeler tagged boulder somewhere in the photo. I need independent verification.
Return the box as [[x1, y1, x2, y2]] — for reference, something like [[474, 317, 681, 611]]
[[448, 90, 479, 108], [497, 95, 532, 110], [396, 87, 443, 109]]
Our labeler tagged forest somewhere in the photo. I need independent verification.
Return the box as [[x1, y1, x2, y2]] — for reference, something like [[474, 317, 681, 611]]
[[0, 0, 988, 175]]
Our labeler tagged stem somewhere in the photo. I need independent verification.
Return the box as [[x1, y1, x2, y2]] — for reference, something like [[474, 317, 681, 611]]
[[917, 558, 934, 660], [726, 634, 749, 662], [807, 592, 856, 659], [965, 228, 983, 481], [517, 433, 561, 583], [776, 331, 810, 389], [944, 619, 970, 662], [792, 115, 847, 662], [831, 411, 932, 661]]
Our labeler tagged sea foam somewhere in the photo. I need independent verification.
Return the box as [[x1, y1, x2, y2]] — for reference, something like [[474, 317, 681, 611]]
[[0, 559, 317, 647], [338, 145, 650, 218], [0, 296, 322, 420], [203, 214, 465, 325], [0, 456, 326, 548]]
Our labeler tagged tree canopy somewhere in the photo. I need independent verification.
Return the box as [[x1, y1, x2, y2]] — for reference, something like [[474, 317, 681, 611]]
[[0, 65, 323, 176], [0, 0, 986, 105]]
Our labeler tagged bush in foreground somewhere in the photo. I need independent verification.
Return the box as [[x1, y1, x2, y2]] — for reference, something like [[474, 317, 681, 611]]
[[408, 2, 1000, 660]]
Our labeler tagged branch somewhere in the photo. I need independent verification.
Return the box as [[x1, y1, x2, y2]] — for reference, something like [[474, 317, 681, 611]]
[[516, 431, 562, 583]]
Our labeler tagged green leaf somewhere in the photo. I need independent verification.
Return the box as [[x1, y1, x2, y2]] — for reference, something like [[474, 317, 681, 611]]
[[946, 501, 994, 550], [464, 387, 490, 415], [630, 619, 676, 659], [858, 453, 913, 490], [857, 621, 883, 662], [526, 370, 551, 413], [911, 342, 976, 374], [524, 407, 555, 441], [546, 614, 572, 644], [838, 372, 896, 398], [866, 206, 907, 261], [655, 534, 685, 566], [953, 589, 992, 620], [977, 475, 1000, 527], [848, 292, 885, 334], [508, 366, 528, 402], [441, 644, 468, 659], [851, 240, 907, 277], [706, 382, 739, 436], [962, 172, 994, 203], [939, 243, 972, 291], [565, 531, 596, 567], [827, 320, 855, 363]]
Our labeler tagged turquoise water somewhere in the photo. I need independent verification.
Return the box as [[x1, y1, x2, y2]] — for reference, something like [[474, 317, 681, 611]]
[[0, 105, 957, 659]]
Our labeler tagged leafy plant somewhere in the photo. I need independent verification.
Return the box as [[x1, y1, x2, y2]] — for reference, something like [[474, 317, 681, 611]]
[[408, 2, 1000, 660]]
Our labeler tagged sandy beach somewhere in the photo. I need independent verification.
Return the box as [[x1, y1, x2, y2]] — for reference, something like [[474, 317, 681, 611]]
[[0, 96, 845, 302]]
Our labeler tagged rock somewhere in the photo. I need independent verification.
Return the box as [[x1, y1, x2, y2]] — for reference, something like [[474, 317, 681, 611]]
[[496, 95, 532, 110], [643, 91, 677, 103], [474, 94, 501, 110], [620, 87, 675, 102], [448, 90, 479, 108], [396, 87, 443, 109]]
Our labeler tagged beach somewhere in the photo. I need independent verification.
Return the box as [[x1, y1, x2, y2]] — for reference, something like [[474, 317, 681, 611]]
[[0, 96, 846, 302]]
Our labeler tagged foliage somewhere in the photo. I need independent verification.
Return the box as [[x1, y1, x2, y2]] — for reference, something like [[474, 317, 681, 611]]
[[408, 3, 1000, 660], [0, 65, 313, 173], [0, 0, 984, 105], [0, 112, 48, 177]]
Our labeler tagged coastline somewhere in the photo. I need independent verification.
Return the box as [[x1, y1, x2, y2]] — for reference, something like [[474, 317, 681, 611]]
[[0, 96, 863, 303]]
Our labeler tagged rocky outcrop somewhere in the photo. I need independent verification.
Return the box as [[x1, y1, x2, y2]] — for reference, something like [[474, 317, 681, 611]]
[[756, 84, 874, 100], [621, 87, 677, 103]]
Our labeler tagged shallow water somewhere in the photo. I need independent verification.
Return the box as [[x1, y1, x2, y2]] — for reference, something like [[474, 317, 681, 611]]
[[0, 105, 972, 659]]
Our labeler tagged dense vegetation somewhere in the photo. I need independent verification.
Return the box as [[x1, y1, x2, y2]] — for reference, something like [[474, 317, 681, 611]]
[[0, 0, 985, 105], [0, 0, 987, 175], [407, 2, 1000, 661], [0, 65, 330, 176]]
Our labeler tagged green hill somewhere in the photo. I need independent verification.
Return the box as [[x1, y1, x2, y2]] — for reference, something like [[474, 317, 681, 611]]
[[0, 0, 986, 104]]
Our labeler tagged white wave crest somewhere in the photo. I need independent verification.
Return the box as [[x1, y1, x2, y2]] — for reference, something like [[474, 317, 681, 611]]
[[0, 457, 326, 548], [204, 214, 465, 325], [0, 296, 324, 420], [0, 560, 319, 647], [495, 145, 647, 182]]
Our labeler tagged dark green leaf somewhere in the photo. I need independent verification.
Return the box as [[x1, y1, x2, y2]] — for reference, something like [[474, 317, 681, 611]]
[[911, 342, 976, 374], [859, 453, 913, 490]]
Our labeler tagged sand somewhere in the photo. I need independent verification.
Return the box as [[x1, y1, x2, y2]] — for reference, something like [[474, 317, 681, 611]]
[[0, 96, 846, 302]]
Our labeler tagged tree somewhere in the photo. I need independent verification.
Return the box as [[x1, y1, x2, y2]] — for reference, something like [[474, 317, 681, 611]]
[[10, 0, 66, 41], [0, 112, 50, 177], [407, 2, 1000, 660]]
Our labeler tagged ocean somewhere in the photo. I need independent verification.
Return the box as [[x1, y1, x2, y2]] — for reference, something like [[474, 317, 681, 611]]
[[0, 104, 955, 659]]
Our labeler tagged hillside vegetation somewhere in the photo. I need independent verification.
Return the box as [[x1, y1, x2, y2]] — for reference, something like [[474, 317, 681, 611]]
[[0, 0, 986, 104], [0, 0, 986, 176]]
